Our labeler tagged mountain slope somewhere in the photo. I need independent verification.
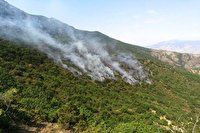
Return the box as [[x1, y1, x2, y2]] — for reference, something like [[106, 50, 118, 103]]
[[0, 0, 200, 133], [151, 50, 200, 75], [1, 38, 200, 133], [149, 40, 200, 54], [0, 0, 151, 85]]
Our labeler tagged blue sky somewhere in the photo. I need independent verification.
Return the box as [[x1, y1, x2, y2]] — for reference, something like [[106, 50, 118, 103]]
[[5, 0, 200, 46]]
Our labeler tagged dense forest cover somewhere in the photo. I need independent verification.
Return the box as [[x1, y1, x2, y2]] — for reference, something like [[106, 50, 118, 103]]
[[0, 38, 200, 132]]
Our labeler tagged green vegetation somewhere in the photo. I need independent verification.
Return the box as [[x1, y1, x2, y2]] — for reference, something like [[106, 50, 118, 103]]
[[0, 88, 17, 132], [0, 38, 200, 132]]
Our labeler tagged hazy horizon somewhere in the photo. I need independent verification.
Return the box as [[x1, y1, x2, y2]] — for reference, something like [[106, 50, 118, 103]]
[[5, 0, 200, 46]]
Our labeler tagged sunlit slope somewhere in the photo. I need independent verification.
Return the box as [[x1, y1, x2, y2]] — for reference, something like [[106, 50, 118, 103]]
[[1, 38, 200, 132]]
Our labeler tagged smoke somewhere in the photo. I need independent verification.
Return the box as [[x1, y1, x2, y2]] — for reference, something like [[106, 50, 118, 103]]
[[0, 16, 150, 84]]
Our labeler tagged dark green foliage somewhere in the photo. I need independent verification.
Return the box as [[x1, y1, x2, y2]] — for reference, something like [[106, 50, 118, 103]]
[[0, 38, 200, 132], [0, 88, 18, 133], [0, 109, 11, 132]]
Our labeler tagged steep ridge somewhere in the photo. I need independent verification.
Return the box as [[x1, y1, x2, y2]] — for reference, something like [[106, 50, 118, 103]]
[[0, 0, 150, 84]]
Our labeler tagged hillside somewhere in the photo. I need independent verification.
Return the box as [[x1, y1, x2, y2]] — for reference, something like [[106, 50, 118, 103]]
[[0, 0, 151, 85], [1, 38, 200, 133], [1, 0, 200, 133], [151, 50, 200, 75]]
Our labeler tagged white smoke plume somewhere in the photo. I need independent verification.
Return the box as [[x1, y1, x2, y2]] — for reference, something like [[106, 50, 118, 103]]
[[0, 16, 150, 84]]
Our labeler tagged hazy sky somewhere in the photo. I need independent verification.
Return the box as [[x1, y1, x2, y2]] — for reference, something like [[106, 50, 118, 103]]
[[5, 0, 200, 46]]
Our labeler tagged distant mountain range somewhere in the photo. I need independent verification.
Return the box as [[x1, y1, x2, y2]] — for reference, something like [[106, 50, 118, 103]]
[[149, 40, 200, 54]]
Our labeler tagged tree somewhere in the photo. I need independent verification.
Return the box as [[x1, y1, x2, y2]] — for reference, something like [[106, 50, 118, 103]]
[[0, 88, 17, 112]]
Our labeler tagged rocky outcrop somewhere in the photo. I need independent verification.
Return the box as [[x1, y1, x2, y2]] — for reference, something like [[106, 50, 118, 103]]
[[151, 50, 200, 74]]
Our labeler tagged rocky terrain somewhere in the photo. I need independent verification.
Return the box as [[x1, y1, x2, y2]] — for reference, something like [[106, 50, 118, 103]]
[[151, 49, 200, 74]]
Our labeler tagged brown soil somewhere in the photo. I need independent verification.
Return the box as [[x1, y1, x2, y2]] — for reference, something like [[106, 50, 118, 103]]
[[17, 122, 71, 133]]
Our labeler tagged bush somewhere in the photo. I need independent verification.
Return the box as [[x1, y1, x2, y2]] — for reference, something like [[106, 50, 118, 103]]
[[0, 109, 11, 132]]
